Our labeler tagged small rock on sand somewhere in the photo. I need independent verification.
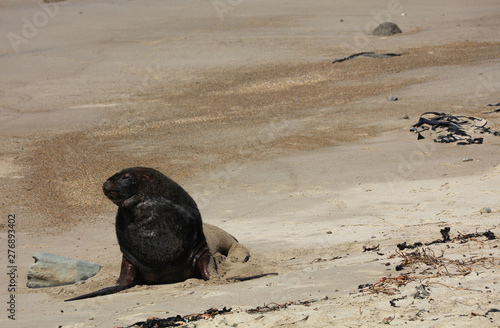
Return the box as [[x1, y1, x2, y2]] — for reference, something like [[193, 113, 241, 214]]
[[480, 207, 492, 214], [371, 22, 403, 36]]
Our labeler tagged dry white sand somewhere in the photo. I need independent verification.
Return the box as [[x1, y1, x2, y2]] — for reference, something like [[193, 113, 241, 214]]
[[0, 0, 499, 327]]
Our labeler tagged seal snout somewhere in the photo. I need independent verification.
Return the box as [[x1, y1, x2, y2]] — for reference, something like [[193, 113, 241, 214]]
[[102, 172, 139, 205], [103, 179, 121, 202], [102, 179, 113, 194]]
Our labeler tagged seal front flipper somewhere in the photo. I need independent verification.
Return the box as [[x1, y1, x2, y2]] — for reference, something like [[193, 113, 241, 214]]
[[65, 256, 138, 302], [194, 243, 213, 280]]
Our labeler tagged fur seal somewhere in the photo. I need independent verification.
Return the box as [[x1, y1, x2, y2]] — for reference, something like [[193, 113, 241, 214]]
[[66, 167, 276, 301], [203, 223, 250, 263], [66, 167, 214, 301]]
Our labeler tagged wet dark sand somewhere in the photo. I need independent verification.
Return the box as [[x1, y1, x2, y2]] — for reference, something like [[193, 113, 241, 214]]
[[7, 41, 500, 233]]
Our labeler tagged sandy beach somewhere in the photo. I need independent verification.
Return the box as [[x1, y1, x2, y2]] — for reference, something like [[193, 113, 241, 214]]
[[1, 0, 499, 327]]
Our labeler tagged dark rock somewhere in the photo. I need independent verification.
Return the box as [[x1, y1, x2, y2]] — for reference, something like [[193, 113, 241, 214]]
[[483, 230, 495, 240], [440, 227, 451, 241], [371, 22, 402, 36], [27, 252, 101, 288]]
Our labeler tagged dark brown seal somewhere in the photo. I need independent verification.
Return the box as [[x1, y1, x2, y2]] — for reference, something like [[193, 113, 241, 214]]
[[66, 167, 212, 301]]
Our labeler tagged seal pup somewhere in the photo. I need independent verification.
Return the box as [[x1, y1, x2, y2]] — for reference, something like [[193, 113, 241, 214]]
[[66, 167, 212, 301], [203, 223, 250, 263]]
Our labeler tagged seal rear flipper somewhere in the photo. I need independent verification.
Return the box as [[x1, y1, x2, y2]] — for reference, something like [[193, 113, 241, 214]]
[[64, 282, 136, 302]]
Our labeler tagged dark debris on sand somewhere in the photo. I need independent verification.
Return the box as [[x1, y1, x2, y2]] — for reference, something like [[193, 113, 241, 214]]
[[120, 298, 329, 328], [357, 227, 498, 295], [397, 227, 496, 250], [411, 112, 500, 145]]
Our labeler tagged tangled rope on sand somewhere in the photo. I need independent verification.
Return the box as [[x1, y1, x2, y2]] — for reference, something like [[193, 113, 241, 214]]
[[411, 112, 500, 145]]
